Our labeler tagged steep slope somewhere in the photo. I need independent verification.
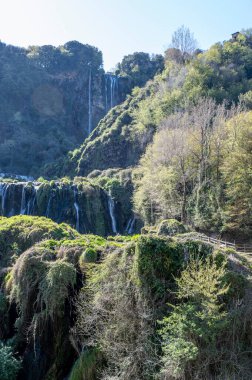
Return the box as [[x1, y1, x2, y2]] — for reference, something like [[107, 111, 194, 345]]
[[0, 42, 164, 177], [0, 216, 251, 379], [0, 177, 135, 236], [0, 41, 106, 175], [70, 34, 252, 177]]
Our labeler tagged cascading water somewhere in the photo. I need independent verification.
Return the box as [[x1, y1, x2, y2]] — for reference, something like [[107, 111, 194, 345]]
[[105, 75, 108, 112], [46, 191, 52, 218], [73, 186, 80, 232], [126, 216, 136, 235], [1, 183, 9, 216], [27, 186, 38, 215], [105, 74, 119, 112], [0, 180, 122, 235], [107, 192, 118, 234], [110, 75, 118, 109], [88, 68, 92, 134], [20, 186, 26, 214]]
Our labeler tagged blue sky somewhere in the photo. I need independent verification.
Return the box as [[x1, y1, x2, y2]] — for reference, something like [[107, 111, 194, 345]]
[[0, 0, 251, 70]]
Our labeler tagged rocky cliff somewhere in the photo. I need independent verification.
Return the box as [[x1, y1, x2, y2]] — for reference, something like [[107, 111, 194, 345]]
[[0, 42, 164, 177], [0, 175, 138, 236]]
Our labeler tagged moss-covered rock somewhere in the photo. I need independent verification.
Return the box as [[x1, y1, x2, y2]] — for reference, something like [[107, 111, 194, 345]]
[[0, 215, 79, 267], [80, 247, 98, 264], [69, 349, 101, 380], [157, 219, 187, 236]]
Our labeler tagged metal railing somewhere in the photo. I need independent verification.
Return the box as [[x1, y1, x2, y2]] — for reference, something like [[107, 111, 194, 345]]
[[196, 233, 252, 255]]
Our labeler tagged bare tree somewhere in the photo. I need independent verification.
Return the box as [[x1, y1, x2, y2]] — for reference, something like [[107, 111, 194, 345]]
[[170, 25, 198, 58]]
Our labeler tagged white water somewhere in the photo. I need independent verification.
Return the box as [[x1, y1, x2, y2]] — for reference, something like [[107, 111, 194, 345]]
[[126, 216, 136, 235], [0, 180, 121, 235], [73, 186, 80, 232], [46, 191, 52, 218], [0, 184, 9, 215], [20, 186, 26, 214], [105, 74, 118, 111], [110, 76, 117, 109], [88, 68, 92, 134], [105, 75, 108, 111], [108, 193, 117, 234]]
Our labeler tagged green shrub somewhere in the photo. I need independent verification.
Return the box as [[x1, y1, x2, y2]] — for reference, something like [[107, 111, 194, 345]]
[[0, 215, 79, 267], [133, 236, 184, 298], [157, 219, 186, 236], [159, 257, 230, 378], [223, 271, 247, 301], [80, 248, 98, 264], [0, 342, 21, 380]]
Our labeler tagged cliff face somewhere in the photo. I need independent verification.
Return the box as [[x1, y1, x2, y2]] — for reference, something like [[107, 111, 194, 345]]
[[73, 81, 159, 177], [0, 176, 137, 236], [0, 42, 164, 177], [0, 41, 127, 176]]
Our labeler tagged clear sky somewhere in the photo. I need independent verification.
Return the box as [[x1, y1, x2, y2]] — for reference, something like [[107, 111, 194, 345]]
[[0, 0, 251, 70]]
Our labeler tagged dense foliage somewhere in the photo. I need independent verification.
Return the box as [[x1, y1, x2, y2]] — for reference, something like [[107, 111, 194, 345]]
[[73, 31, 252, 182], [133, 104, 252, 236], [115, 51, 164, 89]]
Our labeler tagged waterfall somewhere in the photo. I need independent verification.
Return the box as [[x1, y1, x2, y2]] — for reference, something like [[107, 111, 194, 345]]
[[73, 186, 80, 232], [105, 74, 119, 112], [88, 68, 92, 134], [110, 76, 117, 109], [0, 180, 120, 236], [108, 193, 117, 234], [105, 75, 108, 112], [27, 186, 38, 215], [20, 186, 26, 214], [1, 184, 9, 216], [126, 216, 136, 235], [46, 191, 52, 218], [110, 76, 114, 109]]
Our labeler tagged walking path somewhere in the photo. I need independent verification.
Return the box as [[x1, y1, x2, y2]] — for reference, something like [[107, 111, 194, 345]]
[[196, 234, 252, 260]]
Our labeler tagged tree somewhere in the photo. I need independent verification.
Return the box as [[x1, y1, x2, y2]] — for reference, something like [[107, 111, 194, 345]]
[[159, 257, 229, 379], [133, 112, 194, 224], [170, 25, 198, 58], [116, 52, 164, 88], [222, 111, 252, 234], [133, 99, 229, 227]]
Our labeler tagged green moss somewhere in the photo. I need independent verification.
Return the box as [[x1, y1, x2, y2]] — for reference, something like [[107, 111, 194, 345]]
[[0, 215, 79, 267], [132, 236, 184, 298], [80, 248, 98, 264], [69, 349, 101, 380], [8, 245, 77, 340], [157, 219, 187, 236], [107, 234, 139, 243]]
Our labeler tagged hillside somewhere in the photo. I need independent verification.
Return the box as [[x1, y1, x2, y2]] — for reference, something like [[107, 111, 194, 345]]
[[0, 216, 251, 379], [65, 31, 252, 178], [0, 41, 163, 176]]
